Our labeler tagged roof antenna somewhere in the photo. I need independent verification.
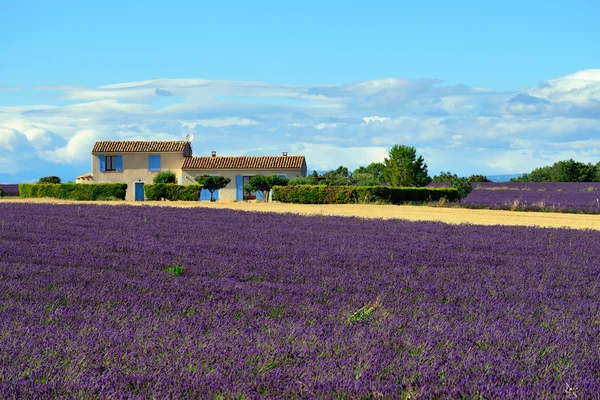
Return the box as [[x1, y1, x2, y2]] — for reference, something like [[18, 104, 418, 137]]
[[185, 133, 194, 142]]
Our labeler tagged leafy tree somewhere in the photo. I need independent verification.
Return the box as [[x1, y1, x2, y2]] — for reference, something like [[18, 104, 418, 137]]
[[353, 162, 385, 186], [194, 175, 231, 201], [153, 170, 177, 184], [38, 176, 61, 184], [511, 159, 598, 182], [431, 171, 472, 200], [431, 171, 456, 183], [320, 166, 354, 186], [451, 177, 472, 200], [383, 145, 431, 187], [468, 174, 492, 183], [267, 175, 289, 188], [289, 170, 320, 185], [245, 175, 289, 201], [0, 186, 4, 197]]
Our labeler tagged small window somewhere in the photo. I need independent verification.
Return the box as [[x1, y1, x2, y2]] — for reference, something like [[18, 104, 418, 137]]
[[105, 156, 117, 171], [149, 155, 161, 171]]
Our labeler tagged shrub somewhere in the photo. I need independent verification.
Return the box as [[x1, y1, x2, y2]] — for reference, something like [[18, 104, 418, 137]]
[[272, 185, 459, 204], [18, 183, 127, 200], [194, 176, 231, 201], [243, 175, 288, 201], [38, 176, 61, 184], [165, 265, 184, 276], [144, 184, 202, 201], [153, 170, 177, 184], [0, 186, 4, 197]]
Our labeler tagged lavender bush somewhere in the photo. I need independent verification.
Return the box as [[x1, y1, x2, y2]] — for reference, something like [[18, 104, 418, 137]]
[[0, 184, 19, 197], [1, 203, 599, 398], [463, 182, 600, 212]]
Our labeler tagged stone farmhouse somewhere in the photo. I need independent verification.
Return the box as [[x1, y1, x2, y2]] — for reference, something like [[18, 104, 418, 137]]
[[76, 140, 307, 201]]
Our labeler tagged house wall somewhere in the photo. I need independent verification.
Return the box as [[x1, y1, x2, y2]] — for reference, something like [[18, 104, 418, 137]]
[[92, 152, 185, 200], [182, 168, 304, 201]]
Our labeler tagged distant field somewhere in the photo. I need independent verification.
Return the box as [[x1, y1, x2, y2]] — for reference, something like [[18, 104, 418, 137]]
[[464, 182, 600, 212], [1, 203, 600, 398], [0, 184, 19, 197], [428, 182, 600, 213]]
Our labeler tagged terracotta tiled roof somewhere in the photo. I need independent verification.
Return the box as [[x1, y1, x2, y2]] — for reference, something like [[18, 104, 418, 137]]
[[75, 173, 94, 181], [182, 155, 306, 170], [92, 140, 190, 153]]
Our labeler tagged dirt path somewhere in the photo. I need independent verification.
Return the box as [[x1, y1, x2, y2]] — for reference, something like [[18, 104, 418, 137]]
[[3, 198, 600, 230]]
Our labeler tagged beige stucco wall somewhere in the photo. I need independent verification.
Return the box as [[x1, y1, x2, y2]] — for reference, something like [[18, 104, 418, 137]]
[[91, 152, 185, 201], [182, 168, 304, 201]]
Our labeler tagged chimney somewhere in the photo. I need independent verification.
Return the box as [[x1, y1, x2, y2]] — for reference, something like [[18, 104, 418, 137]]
[[282, 152, 288, 157], [211, 151, 216, 157]]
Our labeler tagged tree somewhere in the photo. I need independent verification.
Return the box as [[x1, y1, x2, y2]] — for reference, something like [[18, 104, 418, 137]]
[[353, 162, 385, 186], [468, 174, 492, 183], [431, 171, 456, 183], [383, 145, 431, 187], [153, 170, 177, 184], [511, 159, 598, 182], [319, 166, 353, 186], [38, 176, 61, 184], [194, 175, 231, 201], [431, 171, 472, 200], [245, 175, 288, 201], [0, 186, 4, 197]]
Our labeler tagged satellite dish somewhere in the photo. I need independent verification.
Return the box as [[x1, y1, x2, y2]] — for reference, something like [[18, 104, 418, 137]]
[[185, 133, 194, 142]]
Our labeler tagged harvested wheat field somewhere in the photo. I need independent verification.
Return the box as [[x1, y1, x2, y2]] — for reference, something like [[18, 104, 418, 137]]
[[4, 197, 600, 230]]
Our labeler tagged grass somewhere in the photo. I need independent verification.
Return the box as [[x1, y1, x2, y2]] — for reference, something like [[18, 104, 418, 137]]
[[164, 265, 184, 276]]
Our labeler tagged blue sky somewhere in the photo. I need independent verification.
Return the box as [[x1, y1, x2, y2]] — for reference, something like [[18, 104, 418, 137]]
[[1, 0, 599, 183]]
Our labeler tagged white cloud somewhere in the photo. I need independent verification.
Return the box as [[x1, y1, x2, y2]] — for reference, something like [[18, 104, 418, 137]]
[[40, 130, 97, 164], [527, 69, 600, 105], [1, 70, 600, 181]]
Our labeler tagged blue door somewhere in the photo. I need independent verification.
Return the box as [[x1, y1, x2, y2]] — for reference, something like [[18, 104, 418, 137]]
[[134, 182, 145, 201]]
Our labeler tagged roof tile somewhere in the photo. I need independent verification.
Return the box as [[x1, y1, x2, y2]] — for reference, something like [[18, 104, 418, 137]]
[[92, 141, 190, 153], [182, 156, 305, 170]]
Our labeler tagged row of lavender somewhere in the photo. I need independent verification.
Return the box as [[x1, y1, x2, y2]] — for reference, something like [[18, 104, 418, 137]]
[[0, 184, 19, 197], [464, 182, 600, 212], [429, 182, 600, 212], [1, 203, 600, 398]]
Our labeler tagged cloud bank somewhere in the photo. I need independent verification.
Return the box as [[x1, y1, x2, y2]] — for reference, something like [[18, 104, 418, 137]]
[[1, 70, 600, 182]]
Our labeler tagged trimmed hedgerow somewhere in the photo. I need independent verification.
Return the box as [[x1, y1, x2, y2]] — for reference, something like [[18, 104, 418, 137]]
[[144, 184, 203, 201], [272, 185, 460, 204], [18, 183, 127, 200]]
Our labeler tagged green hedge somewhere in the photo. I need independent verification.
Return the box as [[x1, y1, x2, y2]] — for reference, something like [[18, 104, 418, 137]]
[[19, 183, 127, 200], [272, 185, 460, 204], [144, 184, 203, 201]]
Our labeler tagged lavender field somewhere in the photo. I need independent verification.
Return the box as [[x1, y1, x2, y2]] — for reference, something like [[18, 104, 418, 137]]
[[1, 203, 600, 398], [0, 185, 19, 197], [464, 182, 600, 212]]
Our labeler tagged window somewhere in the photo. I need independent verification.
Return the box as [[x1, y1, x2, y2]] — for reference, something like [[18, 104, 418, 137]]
[[99, 155, 122, 172], [105, 156, 117, 171], [149, 155, 161, 171]]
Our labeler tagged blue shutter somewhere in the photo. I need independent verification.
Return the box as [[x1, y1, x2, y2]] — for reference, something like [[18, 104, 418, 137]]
[[235, 175, 243, 200], [116, 156, 123, 172], [99, 155, 106, 172], [214, 189, 219, 201], [256, 190, 264, 201], [149, 155, 161, 171]]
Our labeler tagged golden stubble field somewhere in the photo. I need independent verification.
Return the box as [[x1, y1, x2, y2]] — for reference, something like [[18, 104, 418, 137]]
[[3, 198, 600, 230]]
